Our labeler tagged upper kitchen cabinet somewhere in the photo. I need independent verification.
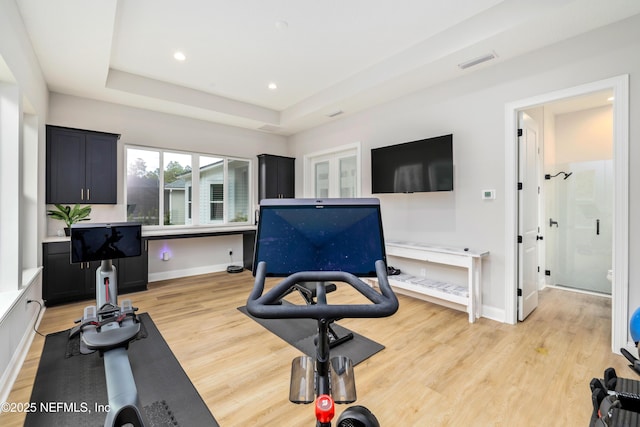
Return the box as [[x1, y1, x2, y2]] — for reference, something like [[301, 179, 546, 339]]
[[257, 154, 295, 201], [46, 125, 119, 204]]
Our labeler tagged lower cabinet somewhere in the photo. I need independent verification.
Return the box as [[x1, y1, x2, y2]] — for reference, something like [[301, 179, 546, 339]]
[[43, 240, 148, 306]]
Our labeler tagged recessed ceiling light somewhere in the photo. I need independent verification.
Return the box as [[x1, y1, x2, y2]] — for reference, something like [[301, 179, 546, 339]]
[[268, 82, 278, 90], [608, 96, 615, 101], [173, 51, 186, 61]]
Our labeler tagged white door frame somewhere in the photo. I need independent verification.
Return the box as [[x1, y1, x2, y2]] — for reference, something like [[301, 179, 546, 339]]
[[504, 75, 629, 353]]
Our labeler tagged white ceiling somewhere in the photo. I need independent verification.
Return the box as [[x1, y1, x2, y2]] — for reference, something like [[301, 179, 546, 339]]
[[13, 0, 640, 135]]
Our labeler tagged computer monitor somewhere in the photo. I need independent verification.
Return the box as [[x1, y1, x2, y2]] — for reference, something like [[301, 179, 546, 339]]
[[70, 222, 142, 263], [253, 198, 386, 277]]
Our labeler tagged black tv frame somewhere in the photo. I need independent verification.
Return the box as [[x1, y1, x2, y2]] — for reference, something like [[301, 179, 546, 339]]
[[371, 133, 453, 194], [253, 198, 386, 278], [70, 222, 142, 263]]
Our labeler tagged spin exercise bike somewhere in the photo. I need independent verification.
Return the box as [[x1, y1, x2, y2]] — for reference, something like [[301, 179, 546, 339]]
[[247, 198, 399, 427], [69, 222, 147, 427]]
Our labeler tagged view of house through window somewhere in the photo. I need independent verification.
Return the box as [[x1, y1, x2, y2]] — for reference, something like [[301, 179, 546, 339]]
[[164, 152, 192, 225], [227, 159, 250, 222], [126, 147, 250, 227], [199, 155, 224, 224]]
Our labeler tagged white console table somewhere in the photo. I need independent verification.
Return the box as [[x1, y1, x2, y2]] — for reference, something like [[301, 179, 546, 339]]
[[383, 241, 489, 323]]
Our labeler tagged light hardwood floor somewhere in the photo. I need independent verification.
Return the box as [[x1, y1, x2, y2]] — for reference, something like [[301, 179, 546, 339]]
[[0, 271, 630, 426]]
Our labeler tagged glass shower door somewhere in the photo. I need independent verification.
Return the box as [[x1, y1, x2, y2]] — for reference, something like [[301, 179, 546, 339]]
[[550, 160, 613, 294]]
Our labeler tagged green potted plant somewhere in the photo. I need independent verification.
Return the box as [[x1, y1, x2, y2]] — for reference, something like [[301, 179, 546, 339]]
[[47, 204, 92, 236]]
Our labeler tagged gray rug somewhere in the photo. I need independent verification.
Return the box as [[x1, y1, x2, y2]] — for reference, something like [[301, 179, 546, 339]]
[[238, 306, 385, 365], [25, 312, 218, 427]]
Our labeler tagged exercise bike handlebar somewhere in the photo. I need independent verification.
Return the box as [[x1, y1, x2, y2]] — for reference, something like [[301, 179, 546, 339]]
[[247, 260, 399, 320]]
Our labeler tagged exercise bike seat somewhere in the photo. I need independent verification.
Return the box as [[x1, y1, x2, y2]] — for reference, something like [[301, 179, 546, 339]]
[[82, 322, 140, 352]]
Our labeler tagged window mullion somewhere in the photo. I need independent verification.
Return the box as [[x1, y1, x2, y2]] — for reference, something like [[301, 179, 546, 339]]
[[158, 151, 165, 227], [191, 153, 200, 225], [223, 159, 228, 223]]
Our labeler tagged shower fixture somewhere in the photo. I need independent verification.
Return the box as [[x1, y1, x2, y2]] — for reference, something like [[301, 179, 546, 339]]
[[545, 171, 573, 180]]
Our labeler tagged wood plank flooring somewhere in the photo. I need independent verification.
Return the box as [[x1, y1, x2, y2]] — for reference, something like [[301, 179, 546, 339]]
[[0, 271, 630, 426]]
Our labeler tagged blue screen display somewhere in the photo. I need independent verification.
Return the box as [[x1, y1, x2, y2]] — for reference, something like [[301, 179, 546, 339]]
[[254, 201, 386, 277]]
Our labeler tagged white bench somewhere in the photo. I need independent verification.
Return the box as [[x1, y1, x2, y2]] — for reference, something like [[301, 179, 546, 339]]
[[381, 241, 489, 323]]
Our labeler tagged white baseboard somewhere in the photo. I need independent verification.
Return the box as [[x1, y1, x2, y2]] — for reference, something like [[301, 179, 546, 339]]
[[148, 263, 236, 283], [480, 305, 506, 323], [0, 272, 43, 403]]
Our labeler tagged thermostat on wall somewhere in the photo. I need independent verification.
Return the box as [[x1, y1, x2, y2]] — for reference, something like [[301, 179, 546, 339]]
[[482, 189, 496, 200]]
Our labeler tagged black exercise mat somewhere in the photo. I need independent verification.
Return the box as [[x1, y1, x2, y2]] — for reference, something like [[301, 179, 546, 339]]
[[238, 306, 385, 365], [25, 312, 218, 427]]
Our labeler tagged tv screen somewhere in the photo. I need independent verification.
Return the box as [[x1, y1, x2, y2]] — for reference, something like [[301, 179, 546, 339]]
[[371, 134, 453, 193], [71, 222, 142, 263], [253, 198, 386, 277]]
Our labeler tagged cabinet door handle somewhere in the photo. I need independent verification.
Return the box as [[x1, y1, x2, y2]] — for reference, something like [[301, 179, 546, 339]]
[[81, 188, 84, 200], [87, 188, 90, 200]]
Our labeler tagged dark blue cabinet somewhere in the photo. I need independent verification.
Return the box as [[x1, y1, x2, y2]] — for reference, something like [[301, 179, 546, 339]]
[[46, 125, 119, 204]]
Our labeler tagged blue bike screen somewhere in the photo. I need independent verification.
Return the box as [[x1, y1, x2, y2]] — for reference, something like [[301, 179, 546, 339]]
[[71, 222, 142, 263], [254, 199, 386, 277]]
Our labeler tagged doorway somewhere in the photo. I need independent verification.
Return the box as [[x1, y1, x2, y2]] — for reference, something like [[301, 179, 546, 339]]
[[505, 75, 629, 353], [531, 94, 614, 296]]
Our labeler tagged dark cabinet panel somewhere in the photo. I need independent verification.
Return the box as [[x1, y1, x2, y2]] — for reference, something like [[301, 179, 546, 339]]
[[85, 132, 118, 203], [258, 154, 295, 201], [43, 240, 148, 306], [46, 128, 86, 204], [46, 125, 119, 204], [117, 240, 149, 293], [243, 230, 256, 271], [42, 242, 93, 305]]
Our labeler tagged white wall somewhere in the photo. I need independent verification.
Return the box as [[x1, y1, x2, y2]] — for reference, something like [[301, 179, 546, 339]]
[[288, 14, 640, 321], [555, 105, 613, 164], [0, 0, 49, 402]]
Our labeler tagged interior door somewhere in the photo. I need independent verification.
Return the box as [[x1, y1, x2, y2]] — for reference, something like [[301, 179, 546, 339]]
[[518, 112, 540, 321]]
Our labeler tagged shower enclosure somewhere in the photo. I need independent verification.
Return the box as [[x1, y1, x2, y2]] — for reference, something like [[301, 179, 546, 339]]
[[546, 160, 613, 294]]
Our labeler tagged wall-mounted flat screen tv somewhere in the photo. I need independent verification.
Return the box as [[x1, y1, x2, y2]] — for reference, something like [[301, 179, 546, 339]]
[[371, 134, 453, 193], [70, 222, 142, 263]]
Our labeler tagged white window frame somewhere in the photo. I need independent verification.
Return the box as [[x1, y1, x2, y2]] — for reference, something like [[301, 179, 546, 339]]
[[303, 142, 361, 198], [124, 145, 252, 230]]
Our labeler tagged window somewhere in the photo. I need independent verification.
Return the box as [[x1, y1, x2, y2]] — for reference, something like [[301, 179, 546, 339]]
[[126, 148, 160, 225], [304, 143, 361, 198], [227, 159, 249, 222], [163, 152, 192, 226], [126, 147, 251, 228]]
